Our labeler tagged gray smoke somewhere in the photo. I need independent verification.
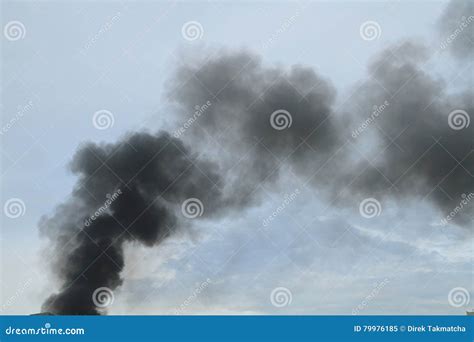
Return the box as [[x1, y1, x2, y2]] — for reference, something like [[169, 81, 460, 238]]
[[41, 54, 343, 314], [40, 0, 472, 315], [344, 41, 473, 224], [167, 50, 342, 202], [168, 42, 473, 224], [437, 0, 474, 60]]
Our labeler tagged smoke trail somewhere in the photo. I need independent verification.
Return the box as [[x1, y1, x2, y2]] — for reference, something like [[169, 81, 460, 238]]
[[40, 0, 472, 314], [167, 50, 342, 199], [168, 43, 473, 225], [41, 53, 342, 314], [41, 132, 224, 314], [341, 41, 473, 224]]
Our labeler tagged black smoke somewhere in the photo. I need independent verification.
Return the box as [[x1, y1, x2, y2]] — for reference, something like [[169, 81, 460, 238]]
[[41, 132, 224, 314], [41, 1, 472, 314], [166, 50, 342, 202], [41, 54, 343, 314]]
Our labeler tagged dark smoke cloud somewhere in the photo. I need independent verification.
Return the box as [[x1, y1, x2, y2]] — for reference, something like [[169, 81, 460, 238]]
[[343, 41, 473, 224], [40, 0, 472, 315], [167, 50, 342, 197], [41, 54, 343, 314], [41, 132, 224, 314], [437, 0, 474, 60], [168, 43, 473, 225]]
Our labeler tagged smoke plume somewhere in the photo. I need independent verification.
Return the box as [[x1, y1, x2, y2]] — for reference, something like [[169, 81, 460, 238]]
[[40, 0, 472, 314], [41, 132, 224, 314], [342, 41, 473, 224], [167, 50, 342, 201]]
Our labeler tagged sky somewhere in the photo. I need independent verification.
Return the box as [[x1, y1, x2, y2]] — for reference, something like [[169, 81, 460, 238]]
[[1, 0, 472, 315]]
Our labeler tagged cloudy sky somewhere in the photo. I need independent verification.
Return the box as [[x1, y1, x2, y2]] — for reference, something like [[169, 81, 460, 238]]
[[1, 0, 472, 315]]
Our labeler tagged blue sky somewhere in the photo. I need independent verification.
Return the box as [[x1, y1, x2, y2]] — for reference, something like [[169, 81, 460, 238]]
[[1, 0, 472, 315]]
